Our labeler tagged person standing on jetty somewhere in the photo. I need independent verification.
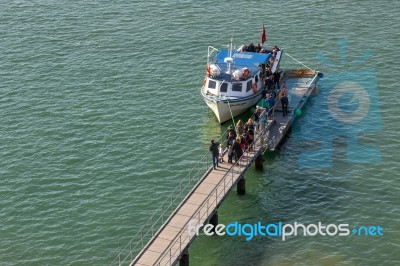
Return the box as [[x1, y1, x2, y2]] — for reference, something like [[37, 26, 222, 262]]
[[273, 68, 281, 90], [232, 138, 243, 165], [209, 140, 219, 170], [281, 93, 289, 117], [219, 143, 224, 163]]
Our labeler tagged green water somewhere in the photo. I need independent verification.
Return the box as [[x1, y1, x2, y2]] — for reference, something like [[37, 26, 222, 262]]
[[1, 0, 399, 265]]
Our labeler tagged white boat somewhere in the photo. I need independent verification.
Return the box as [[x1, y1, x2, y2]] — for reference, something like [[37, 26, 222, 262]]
[[200, 42, 282, 123]]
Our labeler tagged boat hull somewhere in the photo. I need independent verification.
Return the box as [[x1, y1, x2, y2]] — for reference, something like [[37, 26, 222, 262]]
[[202, 91, 262, 123]]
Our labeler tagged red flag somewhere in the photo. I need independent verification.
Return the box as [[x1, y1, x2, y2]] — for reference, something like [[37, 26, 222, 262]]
[[261, 24, 266, 45]]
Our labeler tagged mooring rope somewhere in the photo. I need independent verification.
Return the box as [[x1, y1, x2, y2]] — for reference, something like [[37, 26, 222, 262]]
[[284, 52, 314, 71], [224, 95, 236, 131]]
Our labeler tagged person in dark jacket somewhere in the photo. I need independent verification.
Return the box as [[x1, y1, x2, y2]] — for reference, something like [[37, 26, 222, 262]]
[[227, 131, 235, 147], [264, 75, 274, 91], [281, 93, 289, 117], [232, 138, 243, 165], [248, 43, 255, 52], [227, 144, 233, 163], [227, 125, 237, 139], [246, 127, 254, 152], [209, 140, 219, 169], [265, 67, 272, 78]]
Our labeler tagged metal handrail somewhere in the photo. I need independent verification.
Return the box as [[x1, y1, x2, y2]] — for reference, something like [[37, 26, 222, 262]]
[[111, 128, 230, 265], [155, 109, 269, 265], [207, 46, 219, 65]]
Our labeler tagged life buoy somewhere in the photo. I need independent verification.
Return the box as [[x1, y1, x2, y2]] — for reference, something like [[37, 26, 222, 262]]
[[242, 68, 250, 79], [252, 83, 258, 94], [206, 65, 211, 76]]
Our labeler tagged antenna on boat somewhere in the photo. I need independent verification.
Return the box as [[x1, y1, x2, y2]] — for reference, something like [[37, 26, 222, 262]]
[[224, 38, 234, 75], [229, 38, 233, 57]]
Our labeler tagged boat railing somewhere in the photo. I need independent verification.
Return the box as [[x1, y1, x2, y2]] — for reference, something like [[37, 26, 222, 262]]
[[154, 109, 269, 265], [111, 128, 230, 266], [207, 46, 219, 65]]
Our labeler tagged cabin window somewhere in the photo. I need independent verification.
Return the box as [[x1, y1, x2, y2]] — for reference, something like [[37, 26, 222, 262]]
[[208, 80, 216, 89], [232, 82, 242, 92], [246, 80, 252, 92], [255, 74, 259, 83], [220, 82, 228, 93]]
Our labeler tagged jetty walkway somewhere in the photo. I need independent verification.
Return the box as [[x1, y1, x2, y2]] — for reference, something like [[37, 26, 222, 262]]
[[112, 109, 275, 266], [112, 70, 319, 266]]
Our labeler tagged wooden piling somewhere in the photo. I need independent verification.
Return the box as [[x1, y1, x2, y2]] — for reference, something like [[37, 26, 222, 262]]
[[237, 177, 245, 195], [255, 155, 264, 170], [209, 211, 218, 227], [179, 249, 189, 266]]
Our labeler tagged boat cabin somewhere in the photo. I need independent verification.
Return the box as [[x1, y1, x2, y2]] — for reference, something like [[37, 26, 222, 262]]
[[204, 47, 277, 98], [205, 72, 262, 97]]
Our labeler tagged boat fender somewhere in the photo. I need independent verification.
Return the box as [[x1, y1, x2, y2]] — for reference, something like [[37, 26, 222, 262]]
[[252, 83, 258, 94], [318, 72, 324, 78], [206, 65, 211, 76], [242, 68, 250, 79], [203, 78, 207, 87]]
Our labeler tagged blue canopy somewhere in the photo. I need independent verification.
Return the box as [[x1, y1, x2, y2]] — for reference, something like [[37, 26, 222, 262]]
[[212, 49, 271, 80], [215, 49, 270, 68]]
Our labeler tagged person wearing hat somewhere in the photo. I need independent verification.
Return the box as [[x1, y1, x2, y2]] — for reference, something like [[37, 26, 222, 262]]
[[209, 139, 219, 170]]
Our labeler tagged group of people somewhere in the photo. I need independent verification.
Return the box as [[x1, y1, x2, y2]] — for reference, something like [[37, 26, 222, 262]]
[[264, 68, 281, 91], [240, 43, 281, 55], [209, 98, 288, 171], [262, 66, 290, 117], [241, 43, 264, 53], [261, 85, 289, 117], [209, 118, 257, 170]]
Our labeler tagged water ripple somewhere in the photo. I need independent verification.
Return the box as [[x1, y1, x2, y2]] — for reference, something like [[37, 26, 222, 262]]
[[1, 0, 399, 265]]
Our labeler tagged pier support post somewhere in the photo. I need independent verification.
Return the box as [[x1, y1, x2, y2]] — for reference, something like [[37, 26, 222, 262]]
[[209, 211, 218, 228], [179, 249, 189, 266], [255, 155, 264, 170], [237, 177, 245, 195]]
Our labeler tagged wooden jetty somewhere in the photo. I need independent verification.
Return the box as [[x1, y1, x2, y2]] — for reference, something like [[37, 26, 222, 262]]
[[112, 69, 321, 266]]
